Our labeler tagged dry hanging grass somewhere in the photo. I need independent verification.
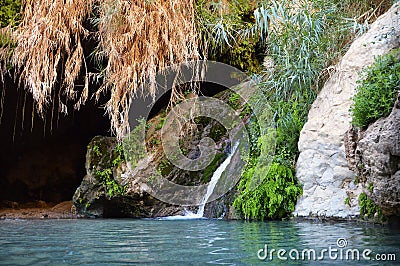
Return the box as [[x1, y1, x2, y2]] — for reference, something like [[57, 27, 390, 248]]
[[0, 26, 15, 82], [95, 0, 201, 137], [11, 0, 202, 138], [12, 0, 92, 115]]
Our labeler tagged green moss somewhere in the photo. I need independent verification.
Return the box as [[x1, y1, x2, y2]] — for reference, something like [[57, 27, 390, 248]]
[[351, 48, 400, 127], [345, 197, 350, 206], [88, 137, 127, 198], [202, 153, 225, 183], [196, 0, 263, 74], [0, 0, 21, 27]]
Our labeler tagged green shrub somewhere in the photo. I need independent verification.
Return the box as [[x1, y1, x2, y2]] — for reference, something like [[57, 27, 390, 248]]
[[233, 162, 302, 220], [344, 197, 350, 206], [358, 193, 382, 219], [351, 48, 400, 127], [91, 141, 127, 198]]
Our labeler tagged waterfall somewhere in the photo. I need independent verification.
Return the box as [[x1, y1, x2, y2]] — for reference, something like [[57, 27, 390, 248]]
[[159, 142, 238, 220], [195, 142, 238, 217]]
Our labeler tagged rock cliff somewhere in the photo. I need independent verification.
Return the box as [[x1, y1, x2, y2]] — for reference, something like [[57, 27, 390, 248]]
[[294, 3, 400, 219]]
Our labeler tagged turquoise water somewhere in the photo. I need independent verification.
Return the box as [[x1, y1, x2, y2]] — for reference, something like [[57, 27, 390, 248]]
[[0, 219, 399, 265]]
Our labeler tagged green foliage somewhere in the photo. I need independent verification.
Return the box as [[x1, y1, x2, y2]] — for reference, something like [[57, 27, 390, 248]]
[[233, 162, 302, 220], [92, 145, 101, 157], [368, 182, 374, 192], [196, 0, 263, 73], [112, 144, 125, 167], [273, 100, 307, 165], [155, 116, 166, 131], [228, 93, 241, 109], [89, 138, 127, 198], [121, 118, 147, 166], [351, 48, 400, 127], [0, 0, 21, 27], [209, 123, 226, 141], [358, 193, 382, 219], [157, 159, 174, 176], [344, 197, 350, 206], [230, 0, 392, 220], [215, 39, 262, 73], [95, 167, 126, 198]]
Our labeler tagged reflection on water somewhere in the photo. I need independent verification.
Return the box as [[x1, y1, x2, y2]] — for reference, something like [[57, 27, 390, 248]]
[[0, 219, 399, 265]]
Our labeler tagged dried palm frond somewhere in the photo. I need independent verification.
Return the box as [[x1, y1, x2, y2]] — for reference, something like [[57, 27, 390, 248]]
[[95, 0, 201, 138], [12, 0, 202, 138], [12, 0, 92, 115], [0, 26, 15, 81], [1, 26, 16, 124]]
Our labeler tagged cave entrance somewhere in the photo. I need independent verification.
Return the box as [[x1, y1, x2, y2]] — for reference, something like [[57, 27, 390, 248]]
[[0, 76, 111, 205]]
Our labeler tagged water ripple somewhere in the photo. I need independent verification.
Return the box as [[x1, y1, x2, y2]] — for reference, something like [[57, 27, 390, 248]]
[[0, 219, 399, 265]]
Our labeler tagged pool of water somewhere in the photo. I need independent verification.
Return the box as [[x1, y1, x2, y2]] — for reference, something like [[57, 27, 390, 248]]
[[0, 219, 399, 265]]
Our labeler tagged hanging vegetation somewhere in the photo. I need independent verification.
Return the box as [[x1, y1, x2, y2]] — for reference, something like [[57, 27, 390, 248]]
[[12, 0, 92, 115], [94, 0, 201, 137], [7, 0, 201, 137]]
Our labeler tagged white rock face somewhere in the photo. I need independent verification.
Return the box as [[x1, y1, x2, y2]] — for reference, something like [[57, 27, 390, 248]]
[[294, 4, 400, 219]]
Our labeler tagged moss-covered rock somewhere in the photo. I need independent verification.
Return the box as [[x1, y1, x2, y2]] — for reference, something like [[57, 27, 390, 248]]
[[73, 90, 249, 218]]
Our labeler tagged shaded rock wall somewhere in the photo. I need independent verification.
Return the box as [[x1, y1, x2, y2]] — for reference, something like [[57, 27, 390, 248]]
[[0, 75, 111, 203], [294, 4, 400, 219], [352, 95, 400, 216]]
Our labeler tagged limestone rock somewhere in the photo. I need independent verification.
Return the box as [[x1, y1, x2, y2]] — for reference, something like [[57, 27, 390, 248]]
[[294, 4, 400, 219]]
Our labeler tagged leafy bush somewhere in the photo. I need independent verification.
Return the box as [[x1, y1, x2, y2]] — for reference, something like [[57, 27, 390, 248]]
[[233, 162, 302, 220], [358, 193, 382, 219], [351, 48, 400, 127]]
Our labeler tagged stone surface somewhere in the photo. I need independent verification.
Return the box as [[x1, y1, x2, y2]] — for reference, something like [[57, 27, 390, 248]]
[[355, 96, 400, 216], [73, 115, 236, 218], [73, 136, 180, 218], [0, 201, 80, 219], [294, 4, 400, 219]]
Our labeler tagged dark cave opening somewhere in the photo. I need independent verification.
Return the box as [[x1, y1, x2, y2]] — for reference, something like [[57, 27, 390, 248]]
[[0, 75, 111, 204]]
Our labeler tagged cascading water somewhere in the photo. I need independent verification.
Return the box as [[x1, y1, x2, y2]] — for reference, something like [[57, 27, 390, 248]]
[[195, 142, 239, 217], [160, 142, 239, 220]]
